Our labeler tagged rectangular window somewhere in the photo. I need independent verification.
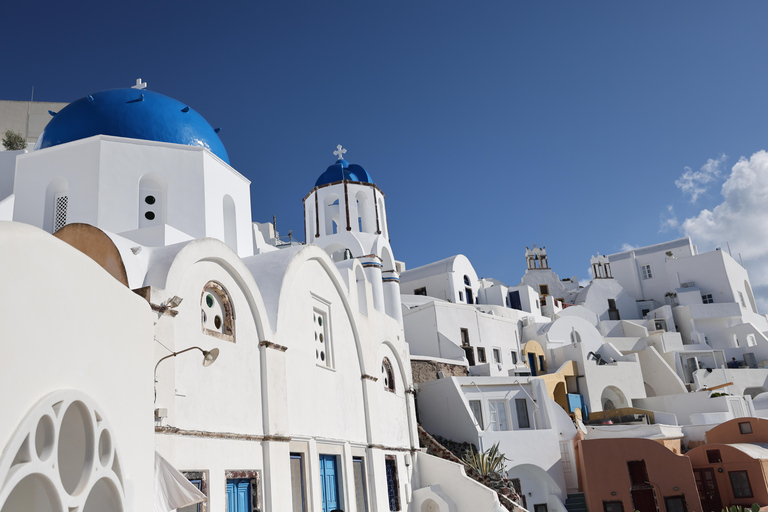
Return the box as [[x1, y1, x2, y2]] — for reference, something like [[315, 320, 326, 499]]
[[385, 456, 401, 511], [511, 351, 518, 364], [739, 421, 753, 434], [534, 505, 548, 512], [179, 472, 208, 512], [539, 284, 549, 296], [477, 347, 487, 363], [225, 470, 259, 512], [739, 292, 746, 308], [313, 297, 333, 369], [516, 399, 530, 429], [460, 328, 470, 347], [729, 470, 753, 498], [414, 287, 427, 296], [664, 496, 687, 512], [493, 348, 501, 364], [603, 501, 624, 512], [352, 457, 368, 512], [290, 454, 307, 512], [53, 194, 68, 232], [641, 264, 652, 280], [706, 450, 722, 463], [489, 400, 509, 431], [702, 294, 714, 304], [469, 400, 484, 429], [459, 290, 464, 301]]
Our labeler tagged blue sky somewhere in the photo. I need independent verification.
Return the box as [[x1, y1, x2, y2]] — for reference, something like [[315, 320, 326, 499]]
[[4, 1, 768, 299]]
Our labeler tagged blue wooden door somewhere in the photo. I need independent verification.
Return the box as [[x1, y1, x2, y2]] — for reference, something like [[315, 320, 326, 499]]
[[226, 479, 250, 512], [528, 352, 537, 376], [319, 455, 340, 512]]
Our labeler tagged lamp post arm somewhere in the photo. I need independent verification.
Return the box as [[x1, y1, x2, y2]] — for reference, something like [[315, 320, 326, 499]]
[[154, 346, 205, 381]]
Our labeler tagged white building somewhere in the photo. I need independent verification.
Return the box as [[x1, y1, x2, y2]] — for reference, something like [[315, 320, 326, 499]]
[[0, 98, 68, 149], [0, 86, 509, 512], [416, 377, 578, 512]]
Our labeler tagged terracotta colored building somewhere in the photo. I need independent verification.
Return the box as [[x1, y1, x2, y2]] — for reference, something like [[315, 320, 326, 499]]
[[687, 418, 768, 512], [578, 438, 701, 512]]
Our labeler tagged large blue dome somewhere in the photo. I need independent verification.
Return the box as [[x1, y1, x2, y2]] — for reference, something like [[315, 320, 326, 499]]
[[35, 88, 230, 164], [315, 159, 374, 187]]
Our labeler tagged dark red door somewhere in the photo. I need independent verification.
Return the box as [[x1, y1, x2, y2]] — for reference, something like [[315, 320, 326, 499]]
[[631, 488, 658, 512], [694, 468, 722, 512]]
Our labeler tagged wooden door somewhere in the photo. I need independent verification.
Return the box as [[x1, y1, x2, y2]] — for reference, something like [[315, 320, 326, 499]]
[[694, 468, 722, 512], [631, 488, 657, 512], [320, 454, 340, 512], [226, 479, 250, 512]]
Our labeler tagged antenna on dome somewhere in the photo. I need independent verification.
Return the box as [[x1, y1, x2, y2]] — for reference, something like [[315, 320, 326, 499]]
[[132, 78, 148, 90]]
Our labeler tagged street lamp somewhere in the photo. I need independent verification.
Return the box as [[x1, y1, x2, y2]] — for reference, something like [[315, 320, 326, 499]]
[[154, 346, 220, 402]]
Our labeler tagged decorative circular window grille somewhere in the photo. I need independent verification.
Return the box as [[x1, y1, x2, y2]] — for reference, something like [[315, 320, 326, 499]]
[[0, 390, 126, 512]]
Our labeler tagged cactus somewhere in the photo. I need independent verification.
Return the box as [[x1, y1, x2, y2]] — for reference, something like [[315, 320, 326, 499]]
[[751, 505, 759, 512]]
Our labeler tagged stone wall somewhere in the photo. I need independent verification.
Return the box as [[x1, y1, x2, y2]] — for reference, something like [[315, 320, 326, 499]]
[[418, 425, 524, 512], [411, 360, 468, 384]]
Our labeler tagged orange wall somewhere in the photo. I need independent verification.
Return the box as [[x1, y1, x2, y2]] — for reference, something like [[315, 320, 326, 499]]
[[578, 438, 701, 512], [707, 418, 768, 445], [687, 444, 768, 507]]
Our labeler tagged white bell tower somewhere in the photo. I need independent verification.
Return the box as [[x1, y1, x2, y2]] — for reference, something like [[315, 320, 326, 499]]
[[304, 146, 401, 321]]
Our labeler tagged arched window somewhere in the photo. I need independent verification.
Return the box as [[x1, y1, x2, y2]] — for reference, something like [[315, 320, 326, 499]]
[[139, 174, 166, 228], [464, 275, 474, 305], [201, 281, 235, 342], [324, 194, 340, 235], [223, 194, 237, 252], [382, 358, 395, 393], [44, 177, 69, 233], [356, 190, 375, 233]]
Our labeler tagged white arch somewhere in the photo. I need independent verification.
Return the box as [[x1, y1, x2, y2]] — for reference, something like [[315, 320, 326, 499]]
[[355, 190, 375, 233], [272, 246, 410, 446], [162, 238, 273, 340], [600, 385, 628, 410], [323, 193, 340, 235]]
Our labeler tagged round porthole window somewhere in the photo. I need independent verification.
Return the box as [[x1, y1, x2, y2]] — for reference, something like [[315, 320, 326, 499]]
[[206, 294, 214, 308], [144, 211, 155, 220], [145, 195, 156, 205], [214, 316, 222, 329]]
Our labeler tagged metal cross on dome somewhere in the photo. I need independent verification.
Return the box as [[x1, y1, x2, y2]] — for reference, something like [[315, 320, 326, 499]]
[[333, 144, 347, 161], [131, 78, 147, 90]]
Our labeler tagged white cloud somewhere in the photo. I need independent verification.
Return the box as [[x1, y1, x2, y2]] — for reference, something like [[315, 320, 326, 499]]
[[620, 243, 639, 252], [659, 205, 679, 233], [675, 154, 727, 202], [682, 150, 768, 307]]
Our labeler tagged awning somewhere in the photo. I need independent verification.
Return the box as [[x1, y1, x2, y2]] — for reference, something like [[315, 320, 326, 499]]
[[154, 451, 207, 512]]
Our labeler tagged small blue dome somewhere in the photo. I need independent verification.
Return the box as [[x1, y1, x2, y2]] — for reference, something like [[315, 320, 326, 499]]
[[315, 159, 374, 187], [35, 88, 229, 164]]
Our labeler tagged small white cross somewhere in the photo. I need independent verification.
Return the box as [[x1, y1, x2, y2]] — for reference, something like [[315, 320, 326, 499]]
[[333, 144, 347, 160], [131, 78, 147, 90]]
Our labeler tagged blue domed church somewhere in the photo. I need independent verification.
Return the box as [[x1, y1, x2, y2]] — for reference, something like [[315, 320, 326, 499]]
[[0, 84, 508, 512]]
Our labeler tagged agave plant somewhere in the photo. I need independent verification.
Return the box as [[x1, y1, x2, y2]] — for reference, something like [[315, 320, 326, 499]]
[[463, 442, 508, 476]]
